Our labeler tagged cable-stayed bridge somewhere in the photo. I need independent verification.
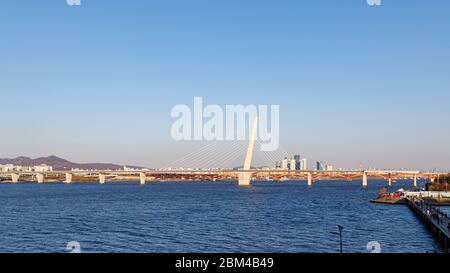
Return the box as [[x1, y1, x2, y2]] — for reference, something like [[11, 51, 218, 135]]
[[0, 168, 445, 188], [0, 117, 446, 187]]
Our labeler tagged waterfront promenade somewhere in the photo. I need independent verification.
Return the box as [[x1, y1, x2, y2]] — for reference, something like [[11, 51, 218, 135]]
[[407, 197, 450, 251]]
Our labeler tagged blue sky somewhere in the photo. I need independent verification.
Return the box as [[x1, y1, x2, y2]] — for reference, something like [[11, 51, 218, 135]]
[[1, 0, 449, 170]]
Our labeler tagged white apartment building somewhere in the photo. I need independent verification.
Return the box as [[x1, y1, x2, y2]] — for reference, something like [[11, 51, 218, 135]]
[[0, 164, 15, 172], [33, 164, 53, 172], [290, 159, 297, 171], [0, 164, 53, 172], [281, 158, 289, 169], [300, 159, 307, 171]]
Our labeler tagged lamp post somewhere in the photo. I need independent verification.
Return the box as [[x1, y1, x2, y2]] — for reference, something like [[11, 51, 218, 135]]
[[331, 225, 344, 253]]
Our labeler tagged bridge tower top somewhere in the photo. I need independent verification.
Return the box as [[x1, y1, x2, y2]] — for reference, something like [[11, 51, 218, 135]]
[[243, 117, 258, 171], [238, 117, 258, 186]]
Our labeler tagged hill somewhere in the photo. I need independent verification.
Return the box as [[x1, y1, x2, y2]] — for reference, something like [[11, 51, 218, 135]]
[[0, 156, 142, 171]]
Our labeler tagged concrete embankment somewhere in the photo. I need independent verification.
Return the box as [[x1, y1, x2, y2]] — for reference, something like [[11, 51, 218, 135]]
[[407, 198, 450, 250]]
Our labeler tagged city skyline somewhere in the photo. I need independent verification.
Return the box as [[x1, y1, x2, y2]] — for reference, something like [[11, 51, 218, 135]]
[[1, 1, 450, 170]]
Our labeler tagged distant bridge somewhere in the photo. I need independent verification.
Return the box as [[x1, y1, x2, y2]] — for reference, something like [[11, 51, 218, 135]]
[[0, 169, 446, 188], [1, 117, 447, 187]]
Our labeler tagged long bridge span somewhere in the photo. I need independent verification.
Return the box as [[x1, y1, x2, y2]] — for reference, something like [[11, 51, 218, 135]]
[[1, 118, 447, 187], [0, 169, 446, 188]]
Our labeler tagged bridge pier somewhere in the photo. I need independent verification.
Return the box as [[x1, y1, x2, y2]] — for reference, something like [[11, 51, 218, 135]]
[[238, 172, 253, 187], [36, 173, 44, 184], [413, 174, 418, 188], [388, 178, 392, 187], [238, 117, 258, 187], [362, 172, 368, 188], [65, 173, 73, 184], [307, 172, 312, 187], [99, 174, 106, 185], [140, 172, 146, 186], [11, 173, 20, 183]]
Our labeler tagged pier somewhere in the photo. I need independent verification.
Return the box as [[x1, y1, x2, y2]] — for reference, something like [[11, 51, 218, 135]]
[[407, 197, 450, 251]]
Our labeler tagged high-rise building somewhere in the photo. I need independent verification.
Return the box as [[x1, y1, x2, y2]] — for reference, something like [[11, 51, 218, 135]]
[[293, 155, 301, 170], [316, 161, 325, 171], [290, 159, 297, 170], [281, 158, 289, 169], [325, 165, 334, 171], [275, 155, 304, 170], [300, 159, 307, 170]]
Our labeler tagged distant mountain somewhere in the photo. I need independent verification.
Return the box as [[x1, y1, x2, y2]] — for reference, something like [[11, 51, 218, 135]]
[[0, 156, 142, 171]]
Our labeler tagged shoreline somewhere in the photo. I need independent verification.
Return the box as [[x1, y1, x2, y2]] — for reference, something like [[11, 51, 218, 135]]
[[371, 191, 450, 206]]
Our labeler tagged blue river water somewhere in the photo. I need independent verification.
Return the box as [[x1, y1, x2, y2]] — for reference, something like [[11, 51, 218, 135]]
[[0, 180, 443, 253]]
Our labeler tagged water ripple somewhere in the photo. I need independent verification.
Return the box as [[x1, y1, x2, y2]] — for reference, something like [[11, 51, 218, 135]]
[[0, 181, 443, 253]]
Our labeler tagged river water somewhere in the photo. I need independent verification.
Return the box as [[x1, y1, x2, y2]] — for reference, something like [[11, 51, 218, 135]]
[[0, 180, 443, 253]]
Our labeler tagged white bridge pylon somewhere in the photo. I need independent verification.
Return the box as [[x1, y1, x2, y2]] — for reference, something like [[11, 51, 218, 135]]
[[238, 117, 258, 186]]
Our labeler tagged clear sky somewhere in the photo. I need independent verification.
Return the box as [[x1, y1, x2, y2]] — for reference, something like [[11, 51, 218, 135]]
[[1, 0, 449, 171]]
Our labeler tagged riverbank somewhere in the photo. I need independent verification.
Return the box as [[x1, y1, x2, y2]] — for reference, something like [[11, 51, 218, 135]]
[[370, 196, 407, 205], [371, 191, 450, 206]]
